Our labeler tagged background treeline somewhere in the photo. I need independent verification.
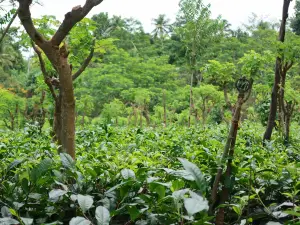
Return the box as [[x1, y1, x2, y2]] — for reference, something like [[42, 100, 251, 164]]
[[1, 1, 300, 135]]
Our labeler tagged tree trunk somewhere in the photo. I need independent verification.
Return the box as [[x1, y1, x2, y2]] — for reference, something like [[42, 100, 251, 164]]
[[53, 94, 62, 145], [9, 110, 15, 130], [223, 85, 232, 111], [163, 90, 167, 127], [139, 108, 143, 128], [17, 0, 103, 160], [283, 102, 294, 145], [284, 113, 290, 145], [202, 99, 206, 126], [215, 96, 242, 225], [210, 78, 253, 219], [263, 0, 291, 143], [82, 110, 85, 127], [134, 107, 138, 126], [15, 103, 19, 130], [188, 74, 194, 127], [57, 48, 76, 159]]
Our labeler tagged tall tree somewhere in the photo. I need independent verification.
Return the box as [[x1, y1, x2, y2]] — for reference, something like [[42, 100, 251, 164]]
[[17, 0, 104, 159], [263, 0, 292, 143], [151, 14, 171, 39], [175, 0, 224, 126], [291, 0, 300, 35]]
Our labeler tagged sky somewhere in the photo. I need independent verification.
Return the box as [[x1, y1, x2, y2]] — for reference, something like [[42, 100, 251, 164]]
[[26, 0, 296, 33]]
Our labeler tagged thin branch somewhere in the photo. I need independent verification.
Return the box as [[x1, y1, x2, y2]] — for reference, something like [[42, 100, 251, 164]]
[[243, 79, 254, 103], [17, 0, 46, 45], [72, 39, 95, 81], [51, 0, 104, 46], [0, 9, 19, 44], [31, 41, 57, 100], [286, 61, 293, 71]]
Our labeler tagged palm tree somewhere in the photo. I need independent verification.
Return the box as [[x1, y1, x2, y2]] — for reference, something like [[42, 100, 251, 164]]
[[151, 14, 171, 39], [105, 16, 128, 34]]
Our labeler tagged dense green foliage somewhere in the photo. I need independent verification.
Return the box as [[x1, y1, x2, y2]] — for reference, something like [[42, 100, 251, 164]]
[[2, 2, 300, 129], [1, 0, 300, 224], [0, 125, 299, 224]]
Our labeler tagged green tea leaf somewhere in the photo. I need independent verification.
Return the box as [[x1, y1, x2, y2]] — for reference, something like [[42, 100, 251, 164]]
[[78, 194, 93, 213], [70, 217, 91, 225], [60, 153, 75, 169], [49, 189, 67, 199], [178, 158, 206, 191], [95, 206, 110, 225], [121, 169, 135, 180]]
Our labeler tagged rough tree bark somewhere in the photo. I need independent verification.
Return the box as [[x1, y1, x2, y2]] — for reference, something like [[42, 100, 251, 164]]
[[263, 0, 291, 143], [18, 0, 101, 159], [163, 90, 167, 127], [210, 78, 253, 225], [188, 74, 194, 127], [278, 62, 293, 144]]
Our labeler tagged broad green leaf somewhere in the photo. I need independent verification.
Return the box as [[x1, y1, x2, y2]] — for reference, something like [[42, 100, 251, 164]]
[[28, 193, 41, 200], [127, 205, 140, 221], [283, 210, 300, 217], [49, 189, 67, 199], [105, 181, 130, 194], [7, 159, 22, 171], [121, 169, 135, 180], [21, 217, 33, 225], [78, 194, 93, 213], [0, 218, 19, 224], [60, 153, 75, 169], [69, 217, 91, 225], [178, 158, 206, 191], [21, 178, 29, 193], [30, 158, 52, 183], [95, 206, 110, 225], [163, 168, 195, 181], [171, 180, 185, 192], [184, 196, 209, 215], [135, 220, 148, 225], [1, 206, 11, 217]]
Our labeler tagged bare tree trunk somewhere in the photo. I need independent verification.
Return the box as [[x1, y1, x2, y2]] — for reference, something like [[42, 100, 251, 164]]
[[139, 108, 143, 128], [202, 99, 206, 126], [57, 46, 76, 159], [223, 85, 233, 113], [82, 110, 85, 127], [283, 102, 294, 145], [134, 107, 138, 126], [263, 0, 291, 143], [163, 90, 167, 127], [8, 110, 15, 130], [210, 79, 253, 221], [15, 103, 19, 130], [53, 94, 62, 146], [188, 74, 194, 127]]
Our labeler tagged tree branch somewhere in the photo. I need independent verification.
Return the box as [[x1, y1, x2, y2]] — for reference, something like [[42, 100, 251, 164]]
[[286, 61, 293, 71], [51, 0, 104, 46], [72, 39, 95, 81], [0, 9, 19, 44], [243, 79, 254, 103], [31, 41, 57, 100], [17, 0, 46, 45]]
